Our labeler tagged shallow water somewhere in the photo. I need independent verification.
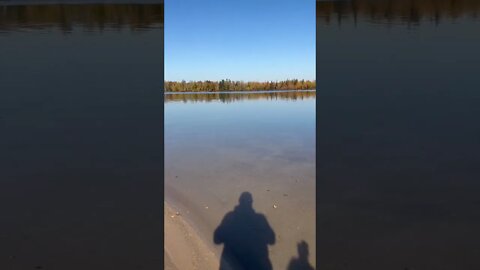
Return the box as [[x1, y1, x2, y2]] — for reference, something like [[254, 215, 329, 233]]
[[165, 91, 316, 269], [0, 3, 163, 269], [317, 1, 480, 269]]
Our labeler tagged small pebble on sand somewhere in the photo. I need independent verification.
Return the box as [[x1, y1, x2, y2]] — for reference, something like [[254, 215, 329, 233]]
[[175, 212, 181, 216], [273, 204, 277, 209]]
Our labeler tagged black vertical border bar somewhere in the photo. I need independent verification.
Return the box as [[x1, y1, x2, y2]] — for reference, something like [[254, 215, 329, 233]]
[[160, 0, 165, 268]]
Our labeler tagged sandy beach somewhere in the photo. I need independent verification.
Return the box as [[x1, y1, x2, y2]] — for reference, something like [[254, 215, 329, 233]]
[[164, 203, 219, 270]]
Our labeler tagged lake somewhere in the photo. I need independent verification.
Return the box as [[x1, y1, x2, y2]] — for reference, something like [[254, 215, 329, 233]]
[[0, 3, 163, 269], [317, 0, 480, 269], [165, 91, 316, 269]]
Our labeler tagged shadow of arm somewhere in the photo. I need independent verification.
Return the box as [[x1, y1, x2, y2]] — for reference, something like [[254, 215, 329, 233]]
[[261, 215, 276, 245], [213, 225, 223, 244], [213, 212, 231, 244]]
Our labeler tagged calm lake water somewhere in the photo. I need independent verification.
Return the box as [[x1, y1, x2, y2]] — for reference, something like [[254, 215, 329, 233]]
[[0, 3, 163, 269], [317, 1, 480, 269], [165, 91, 316, 269]]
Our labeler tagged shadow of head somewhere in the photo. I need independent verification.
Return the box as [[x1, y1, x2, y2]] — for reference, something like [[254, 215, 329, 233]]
[[298, 241, 309, 260], [287, 241, 314, 270], [214, 192, 275, 270], [238, 191, 253, 207]]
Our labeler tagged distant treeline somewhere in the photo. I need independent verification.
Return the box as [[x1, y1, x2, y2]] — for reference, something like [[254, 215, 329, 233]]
[[0, 4, 164, 32], [165, 91, 316, 103], [165, 79, 316, 92], [317, 0, 480, 25]]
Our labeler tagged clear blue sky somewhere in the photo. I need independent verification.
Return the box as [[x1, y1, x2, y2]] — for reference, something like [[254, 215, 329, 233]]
[[165, 0, 315, 82]]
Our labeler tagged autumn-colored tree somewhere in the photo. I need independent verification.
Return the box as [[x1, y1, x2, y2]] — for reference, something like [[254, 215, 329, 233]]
[[165, 79, 316, 92]]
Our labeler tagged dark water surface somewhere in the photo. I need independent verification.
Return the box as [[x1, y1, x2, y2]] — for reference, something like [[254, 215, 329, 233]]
[[317, 1, 480, 269], [0, 3, 163, 269]]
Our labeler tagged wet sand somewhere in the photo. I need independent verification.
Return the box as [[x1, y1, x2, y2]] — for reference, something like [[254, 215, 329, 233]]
[[165, 165, 316, 269]]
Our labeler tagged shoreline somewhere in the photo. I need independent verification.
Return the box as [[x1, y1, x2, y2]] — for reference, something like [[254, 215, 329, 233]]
[[164, 89, 316, 95], [164, 202, 219, 270]]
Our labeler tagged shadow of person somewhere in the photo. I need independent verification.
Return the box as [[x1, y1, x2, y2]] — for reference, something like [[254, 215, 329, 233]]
[[287, 241, 315, 270], [214, 192, 275, 270]]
